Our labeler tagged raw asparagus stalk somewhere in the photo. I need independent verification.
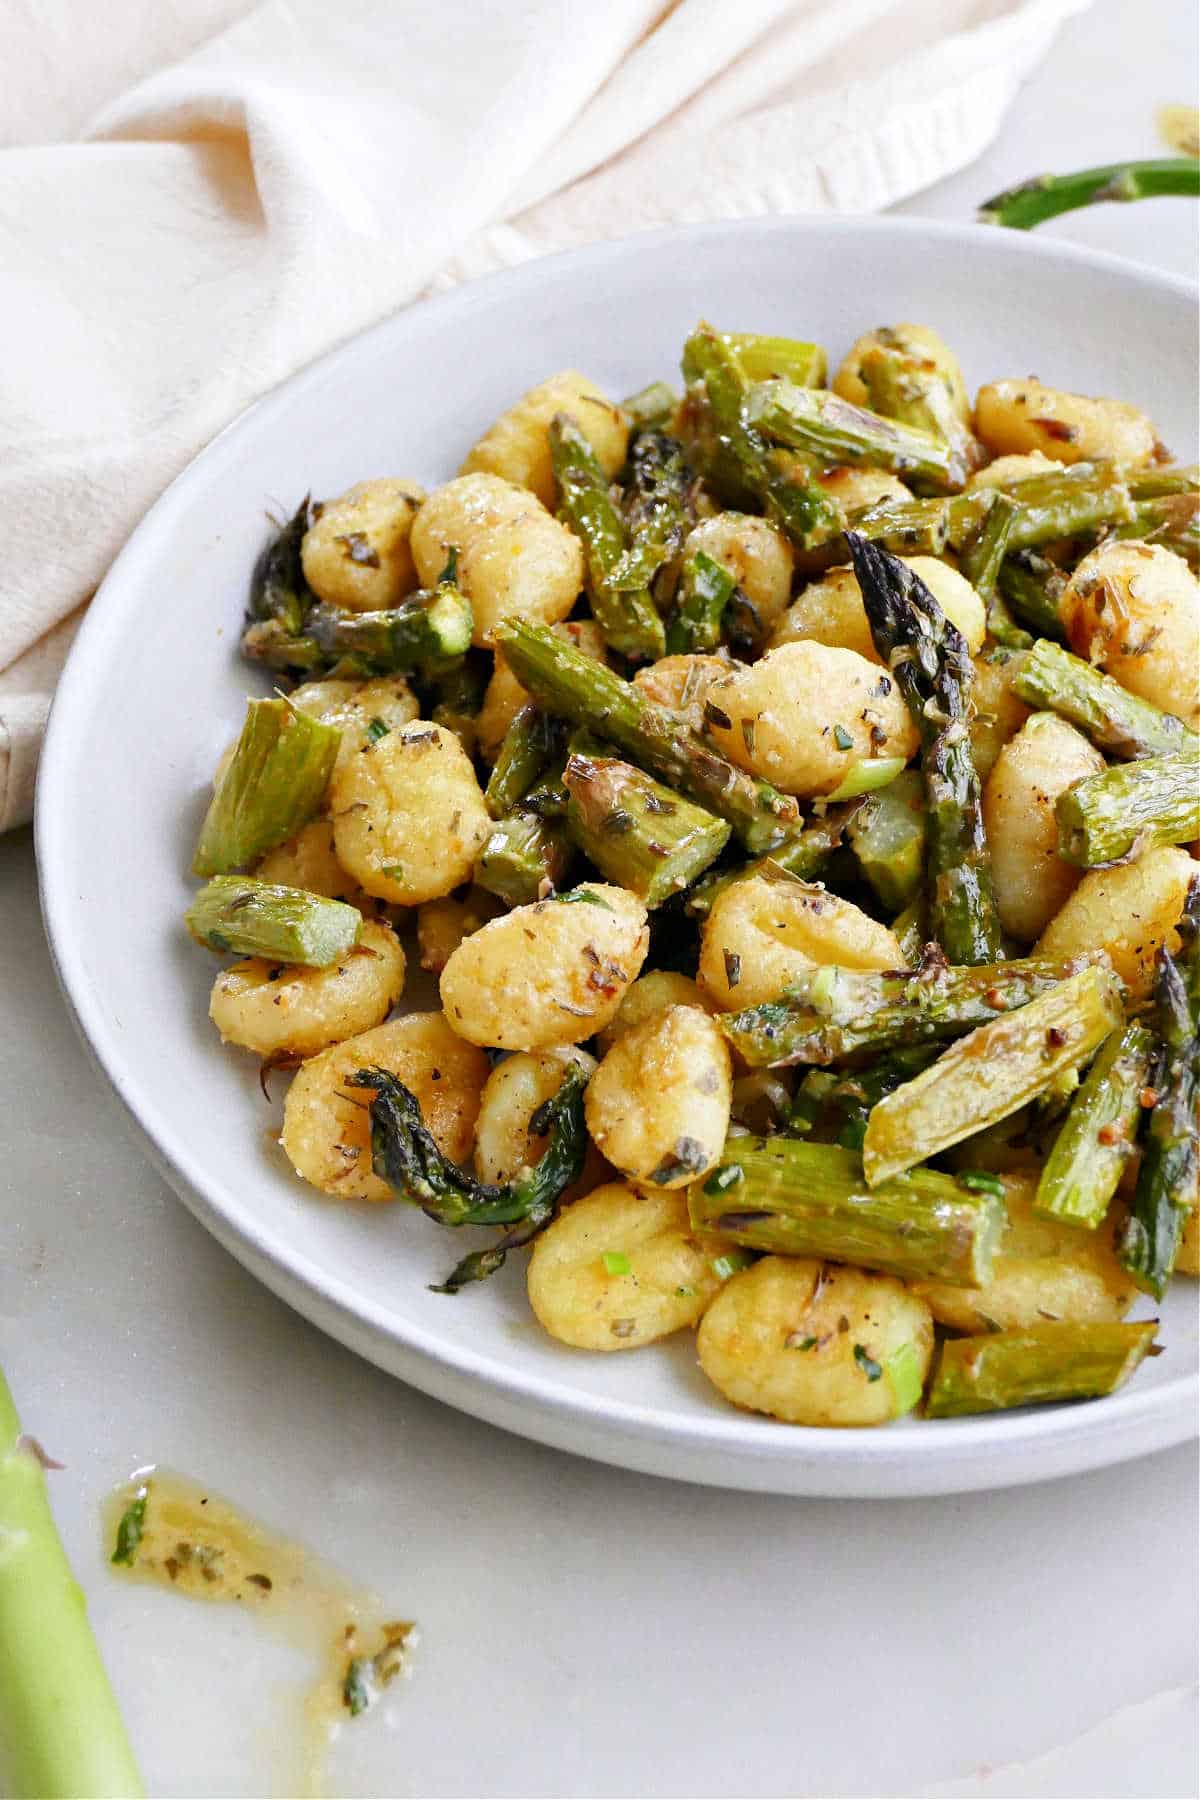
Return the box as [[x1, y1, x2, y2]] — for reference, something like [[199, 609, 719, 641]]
[[1011, 638, 1193, 757], [620, 430, 695, 590], [1120, 878, 1200, 1298], [719, 951, 1078, 1068], [845, 768, 927, 912], [185, 877, 361, 965], [0, 1369, 143, 1798], [856, 341, 984, 480], [664, 549, 738, 654], [861, 965, 1125, 1186], [1003, 463, 1135, 549], [474, 812, 573, 907], [621, 380, 678, 431], [485, 706, 562, 819], [684, 804, 860, 918], [847, 534, 1005, 964], [306, 584, 473, 678], [1034, 1022, 1154, 1227], [745, 379, 968, 493], [495, 617, 800, 853], [1056, 748, 1200, 865], [192, 697, 340, 876], [246, 496, 311, 635], [980, 157, 1200, 229], [688, 1138, 1004, 1287], [549, 413, 665, 661], [679, 325, 840, 545], [348, 1064, 588, 1289], [562, 750, 730, 906], [926, 1322, 1159, 1416], [996, 550, 1068, 639]]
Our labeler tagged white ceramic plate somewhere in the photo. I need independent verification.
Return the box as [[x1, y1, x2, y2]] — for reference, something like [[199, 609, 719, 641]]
[[38, 217, 1198, 1496]]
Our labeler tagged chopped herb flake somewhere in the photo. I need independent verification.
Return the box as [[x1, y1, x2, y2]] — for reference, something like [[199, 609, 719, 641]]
[[853, 1344, 883, 1382], [602, 1251, 631, 1276], [559, 888, 615, 910], [723, 949, 742, 989], [112, 1485, 149, 1566], [959, 1170, 1006, 1198], [704, 1163, 744, 1195], [711, 1248, 755, 1281], [786, 1333, 819, 1352], [380, 864, 405, 881], [833, 724, 854, 751], [364, 717, 391, 744]]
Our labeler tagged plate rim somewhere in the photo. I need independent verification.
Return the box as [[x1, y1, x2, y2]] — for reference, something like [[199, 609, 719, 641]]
[[37, 212, 1200, 1494]]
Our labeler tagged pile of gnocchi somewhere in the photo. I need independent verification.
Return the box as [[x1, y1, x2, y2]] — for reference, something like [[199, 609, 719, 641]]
[[190, 322, 1199, 1430]]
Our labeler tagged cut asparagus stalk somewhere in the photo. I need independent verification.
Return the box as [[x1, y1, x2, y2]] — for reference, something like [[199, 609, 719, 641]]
[[306, 584, 473, 678], [861, 965, 1125, 1186], [1128, 464, 1199, 501], [192, 697, 339, 876], [684, 804, 860, 918], [980, 157, 1200, 229], [428, 652, 488, 754], [1120, 877, 1200, 1298], [247, 496, 310, 635], [719, 952, 1077, 1068], [847, 534, 1004, 964], [1003, 463, 1135, 549], [495, 617, 800, 853], [925, 1321, 1159, 1417], [474, 812, 573, 907], [238, 617, 326, 677], [996, 550, 1068, 639], [485, 706, 563, 819], [891, 898, 928, 968], [348, 1064, 588, 1289], [745, 379, 968, 493], [621, 380, 678, 431], [0, 1369, 144, 1798], [1056, 748, 1200, 866], [185, 876, 362, 965], [562, 750, 730, 906], [679, 325, 840, 545], [621, 430, 695, 590], [721, 332, 827, 388], [664, 549, 738, 655], [845, 768, 927, 912], [1034, 1022, 1154, 1228], [961, 491, 1021, 641], [688, 1137, 1004, 1287], [856, 341, 984, 480], [1011, 638, 1193, 758], [1106, 494, 1200, 569], [549, 413, 665, 661], [787, 1044, 943, 1149]]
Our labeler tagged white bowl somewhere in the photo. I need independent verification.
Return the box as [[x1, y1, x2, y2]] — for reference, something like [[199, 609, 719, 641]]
[[38, 216, 1198, 1496]]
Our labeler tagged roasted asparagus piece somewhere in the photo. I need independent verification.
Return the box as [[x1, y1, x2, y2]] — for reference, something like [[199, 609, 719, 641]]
[[787, 1045, 943, 1149], [688, 1138, 1004, 1287], [192, 697, 339, 876], [847, 534, 1004, 964], [1034, 1023, 1154, 1228], [474, 812, 573, 907], [562, 749, 730, 906], [495, 617, 800, 854], [664, 549, 738, 655], [550, 413, 665, 661], [485, 706, 563, 819], [925, 1322, 1159, 1416], [1056, 748, 1200, 866], [621, 379, 678, 431], [246, 496, 310, 635], [185, 877, 361, 965], [305, 583, 473, 679], [855, 338, 984, 481], [1011, 639, 1194, 757], [621, 429, 695, 591], [1003, 462, 1135, 548], [996, 550, 1068, 639], [845, 768, 926, 912], [861, 966, 1125, 1185], [720, 331, 827, 388], [746, 379, 968, 493], [684, 805, 860, 918]]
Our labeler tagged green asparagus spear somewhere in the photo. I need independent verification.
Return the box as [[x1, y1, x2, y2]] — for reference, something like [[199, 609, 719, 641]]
[[719, 951, 1078, 1068], [856, 341, 984, 481], [185, 876, 361, 965], [549, 414, 665, 661], [996, 550, 1068, 639], [980, 157, 1200, 229], [1056, 748, 1200, 866], [238, 617, 326, 677], [720, 332, 827, 388], [193, 697, 339, 876], [1003, 463, 1135, 549], [787, 1044, 942, 1148], [306, 584, 473, 679], [926, 1321, 1159, 1416], [745, 380, 969, 493], [1034, 1022, 1154, 1228], [890, 899, 928, 968], [684, 804, 860, 918], [621, 380, 678, 432], [495, 618, 800, 854], [474, 812, 573, 907], [1128, 465, 1199, 501], [348, 1064, 588, 1288], [1106, 494, 1200, 569], [0, 1369, 144, 1798], [664, 549, 738, 654], [428, 651, 488, 753], [845, 768, 927, 912], [861, 966, 1125, 1185], [247, 496, 311, 635], [1011, 639, 1194, 757], [621, 430, 695, 591], [485, 706, 563, 819], [960, 491, 1023, 641], [1120, 878, 1200, 1298], [562, 749, 730, 906], [847, 534, 1005, 964], [688, 1138, 1004, 1287]]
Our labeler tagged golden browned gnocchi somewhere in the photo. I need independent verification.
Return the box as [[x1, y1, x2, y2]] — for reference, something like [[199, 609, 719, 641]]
[[594, 969, 710, 1053], [968, 450, 1057, 490], [416, 887, 503, 974], [912, 1174, 1137, 1331], [440, 884, 649, 1050], [683, 513, 794, 644], [280, 1012, 488, 1201], [702, 640, 918, 799], [1059, 541, 1200, 729], [477, 618, 608, 762], [769, 557, 985, 663], [412, 472, 582, 647], [975, 378, 1158, 466], [698, 873, 905, 1010], [982, 712, 1106, 942], [1035, 845, 1194, 998], [631, 653, 731, 733], [584, 1005, 732, 1188], [301, 479, 425, 610], [330, 721, 491, 906], [834, 323, 971, 423], [474, 1048, 606, 1201], [969, 651, 1033, 783], [696, 1257, 934, 1426], [254, 818, 380, 912], [815, 466, 911, 512], [289, 675, 420, 773], [527, 1182, 729, 1349], [209, 918, 406, 1058], [459, 370, 628, 508]]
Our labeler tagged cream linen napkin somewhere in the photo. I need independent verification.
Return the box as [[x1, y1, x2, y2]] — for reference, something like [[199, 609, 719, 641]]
[[0, 0, 1089, 831]]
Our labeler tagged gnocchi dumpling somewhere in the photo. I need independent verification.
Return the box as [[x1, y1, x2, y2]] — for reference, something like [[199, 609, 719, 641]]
[[1035, 844, 1195, 999], [301, 479, 425, 610], [289, 676, 420, 774], [254, 818, 380, 913], [769, 558, 985, 663], [631, 653, 732, 735], [584, 1005, 732, 1188], [594, 969, 710, 1053], [474, 1047, 606, 1201], [699, 873, 905, 1010], [459, 371, 628, 508], [834, 323, 971, 424], [416, 887, 503, 974], [975, 378, 1157, 466], [969, 652, 1032, 784], [330, 721, 491, 906], [1059, 541, 1200, 729], [683, 513, 794, 646], [982, 712, 1105, 943], [209, 918, 406, 1058]]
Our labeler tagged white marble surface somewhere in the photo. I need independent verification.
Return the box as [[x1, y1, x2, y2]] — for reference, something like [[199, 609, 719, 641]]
[[2, 1, 1198, 1793]]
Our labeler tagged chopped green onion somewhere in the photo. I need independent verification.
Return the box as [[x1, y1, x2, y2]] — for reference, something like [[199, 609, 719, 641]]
[[958, 1170, 1006, 1198], [833, 724, 854, 751], [380, 864, 405, 881], [558, 888, 616, 910], [853, 1344, 883, 1382], [711, 1248, 756, 1281], [704, 1163, 744, 1196], [602, 1252, 631, 1277], [364, 717, 391, 744], [884, 1341, 925, 1414], [824, 756, 908, 803], [111, 1485, 148, 1567]]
